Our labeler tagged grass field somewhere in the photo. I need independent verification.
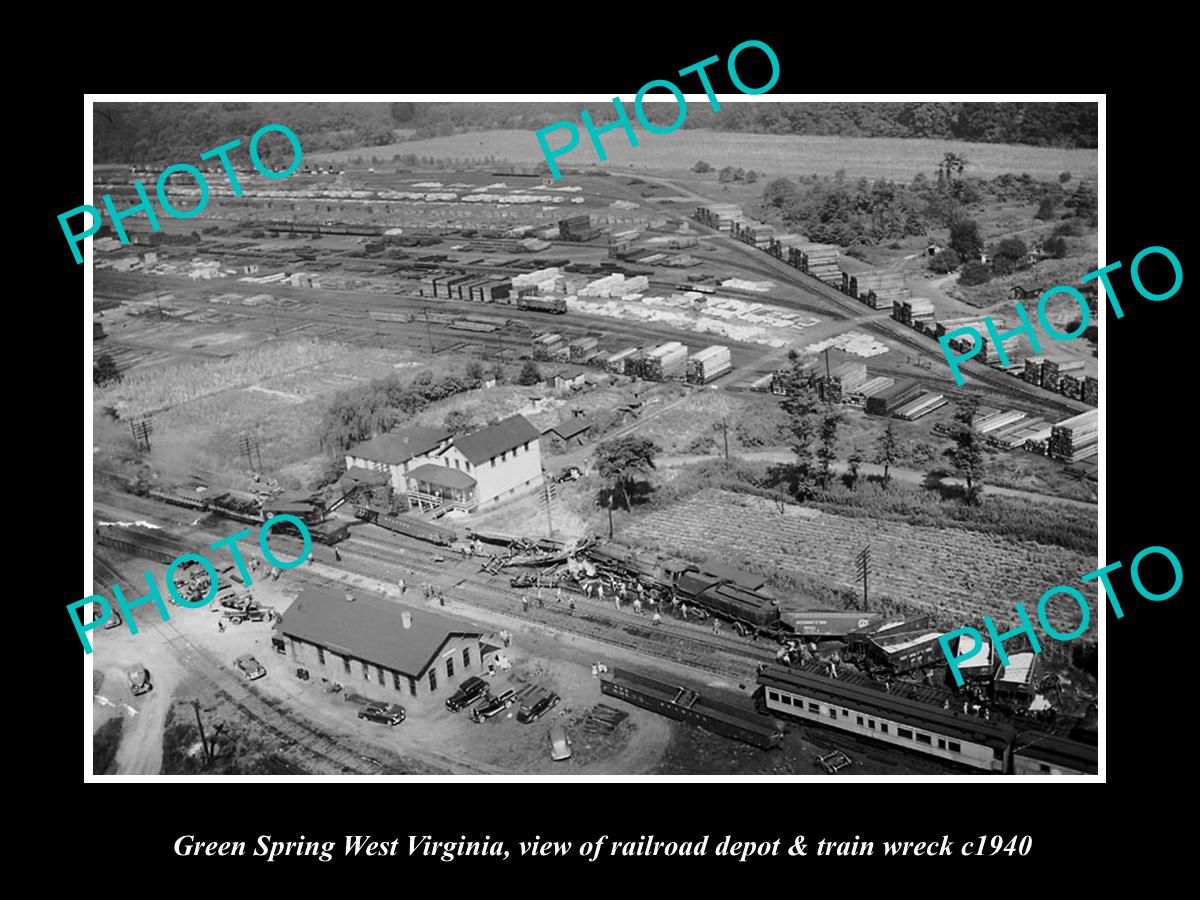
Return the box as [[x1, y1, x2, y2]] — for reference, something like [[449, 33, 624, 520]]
[[312, 129, 1098, 183], [623, 489, 1094, 633]]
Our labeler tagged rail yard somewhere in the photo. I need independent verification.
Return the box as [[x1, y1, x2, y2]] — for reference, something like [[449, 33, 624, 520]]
[[90, 114, 1099, 777]]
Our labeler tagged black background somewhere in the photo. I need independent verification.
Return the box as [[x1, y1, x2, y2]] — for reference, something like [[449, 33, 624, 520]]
[[33, 23, 1190, 883]]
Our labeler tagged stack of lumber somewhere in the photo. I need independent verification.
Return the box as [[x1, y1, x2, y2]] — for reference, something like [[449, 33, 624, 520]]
[[893, 391, 947, 421], [532, 333, 567, 361], [580, 704, 629, 735], [973, 408, 1027, 434], [1058, 374, 1084, 400], [750, 372, 775, 392], [1041, 358, 1084, 392], [866, 379, 922, 416], [856, 376, 895, 399], [848, 272, 909, 310], [1083, 375, 1099, 406], [893, 297, 936, 327], [1023, 356, 1047, 386], [606, 346, 639, 373], [686, 345, 732, 384], [1049, 410, 1099, 462], [569, 336, 600, 361], [642, 341, 688, 380], [804, 246, 842, 285], [822, 361, 868, 402]]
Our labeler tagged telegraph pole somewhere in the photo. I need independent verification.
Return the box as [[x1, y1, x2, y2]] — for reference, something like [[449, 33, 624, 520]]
[[713, 417, 730, 461], [541, 478, 556, 538], [423, 307, 435, 354], [191, 699, 212, 767], [854, 546, 870, 611]]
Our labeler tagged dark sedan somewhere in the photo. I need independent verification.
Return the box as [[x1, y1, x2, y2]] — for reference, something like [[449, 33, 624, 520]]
[[517, 691, 560, 724], [445, 676, 489, 712], [358, 703, 406, 726]]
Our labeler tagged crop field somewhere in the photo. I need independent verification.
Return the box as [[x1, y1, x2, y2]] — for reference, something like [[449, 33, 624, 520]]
[[312, 129, 1099, 183], [623, 489, 1095, 633]]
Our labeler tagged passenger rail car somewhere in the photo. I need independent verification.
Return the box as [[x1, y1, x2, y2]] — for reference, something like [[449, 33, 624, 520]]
[[358, 506, 456, 547], [602, 668, 783, 750], [94, 523, 189, 566], [756, 665, 1096, 775]]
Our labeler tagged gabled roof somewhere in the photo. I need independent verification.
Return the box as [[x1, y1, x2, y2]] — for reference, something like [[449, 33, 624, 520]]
[[407, 462, 477, 490], [544, 418, 593, 440], [278, 586, 481, 678], [346, 427, 451, 466], [453, 415, 540, 465]]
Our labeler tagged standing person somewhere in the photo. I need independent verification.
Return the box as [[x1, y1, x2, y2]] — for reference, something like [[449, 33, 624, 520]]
[[556, 585, 563, 605], [537, 592, 544, 609], [597, 582, 605, 603], [591, 662, 599, 679], [218, 620, 226, 633], [398, 577, 406, 596], [568, 598, 576, 616], [437, 588, 445, 607], [334, 547, 342, 562], [712, 618, 720, 636], [633, 597, 643, 616], [680, 602, 688, 621], [652, 611, 662, 627], [538, 584, 544, 605], [522, 595, 530, 613]]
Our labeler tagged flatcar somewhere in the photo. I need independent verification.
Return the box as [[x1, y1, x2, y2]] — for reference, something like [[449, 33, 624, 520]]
[[602, 668, 783, 750], [148, 487, 209, 511], [756, 664, 1096, 775]]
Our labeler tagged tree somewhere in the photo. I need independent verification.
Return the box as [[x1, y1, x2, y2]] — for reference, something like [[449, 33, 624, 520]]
[[944, 397, 986, 503], [94, 353, 121, 386], [1043, 235, 1069, 259], [1059, 171, 1072, 183], [948, 219, 983, 260], [1035, 195, 1058, 221], [777, 352, 821, 496], [844, 451, 864, 490], [745, 170, 758, 184], [959, 261, 993, 286], [595, 437, 659, 509], [518, 361, 542, 386], [816, 407, 842, 489], [928, 249, 962, 274], [874, 421, 901, 486], [465, 361, 485, 384], [994, 237, 1028, 263], [718, 166, 738, 183], [692, 160, 713, 174], [442, 410, 477, 435]]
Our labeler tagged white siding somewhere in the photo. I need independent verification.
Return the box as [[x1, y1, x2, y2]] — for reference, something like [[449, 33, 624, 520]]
[[444, 439, 544, 506]]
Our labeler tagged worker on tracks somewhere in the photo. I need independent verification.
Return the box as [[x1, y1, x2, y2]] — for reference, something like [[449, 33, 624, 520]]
[[522, 595, 530, 613]]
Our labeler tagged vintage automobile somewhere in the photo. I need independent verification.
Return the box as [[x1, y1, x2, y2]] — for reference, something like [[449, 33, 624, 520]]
[[445, 676, 490, 712], [235, 655, 267, 680], [127, 665, 152, 696], [358, 703, 406, 726], [469, 688, 517, 723], [553, 466, 583, 483], [517, 690, 560, 724], [548, 725, 573, 761]]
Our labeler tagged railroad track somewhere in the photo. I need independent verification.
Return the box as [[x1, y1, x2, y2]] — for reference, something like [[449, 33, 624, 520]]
[[341, 528, 779, 678]]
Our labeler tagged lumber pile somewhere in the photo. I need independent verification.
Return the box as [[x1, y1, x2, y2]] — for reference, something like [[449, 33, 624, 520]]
[[822, 361, 868, 403], [1083, 375, 1099, 406], [893, 391, 947, 421], [642, 341, 688, 381], [1049, 410, 1099, 462], [686, 345, 732, 384], [580, 704, 629, 735], [1041, 358, 1085, 392]]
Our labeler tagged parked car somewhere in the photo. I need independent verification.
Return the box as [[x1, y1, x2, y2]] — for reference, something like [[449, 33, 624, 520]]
[[235, 655, 266, 680], [128, 665, 152, 696], [445, 676, 489, 712], [815, 750, 853, 774], [470, 688, 517, 722], [517, 691, 560, 724], [358, 703, 406, 726], [548, 725, 573, 761], [554, 466, 583, 483]]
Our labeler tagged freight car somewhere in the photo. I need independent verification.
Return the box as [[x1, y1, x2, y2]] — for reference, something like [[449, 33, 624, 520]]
[[148, 487, 208, 511], [756, 664, 1096, 775], [94, 523, 189, 565], [516, 295, 567, 314], [602, 668, 783, 750], [357, 506, 456, 547]]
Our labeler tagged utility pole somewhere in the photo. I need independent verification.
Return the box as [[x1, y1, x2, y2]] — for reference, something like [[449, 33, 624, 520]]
[[191, 699, 212, 767], [606, 491, 614, 539], [541, 478, 556, 538], [854, 546, 870, 611], [423, 307, 435, 354], [824, 347, 832, 382]]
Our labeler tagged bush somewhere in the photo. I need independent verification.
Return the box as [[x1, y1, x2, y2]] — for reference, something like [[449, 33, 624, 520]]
[[518, 361, 542, 386], [1043, 235, 1069, 259], [959, 261, 993, 286], [692, 160, 713, 174], [928, 249, 962, 274]]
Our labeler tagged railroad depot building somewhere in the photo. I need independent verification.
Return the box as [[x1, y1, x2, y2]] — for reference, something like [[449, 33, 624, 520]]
[[276, 586, 484, 711], [345, 415, 543, 513]]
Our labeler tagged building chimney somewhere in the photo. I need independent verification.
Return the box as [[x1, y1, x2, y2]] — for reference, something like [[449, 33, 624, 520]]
[[401, 611, 412, 629]]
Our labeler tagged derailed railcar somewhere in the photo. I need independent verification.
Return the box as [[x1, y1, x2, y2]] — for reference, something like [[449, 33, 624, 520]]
[[676, 571, 787, 634], [602, 668, 783, 750]]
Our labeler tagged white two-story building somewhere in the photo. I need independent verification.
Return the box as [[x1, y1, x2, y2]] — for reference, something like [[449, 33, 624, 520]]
[[346, 415, 544, 513]]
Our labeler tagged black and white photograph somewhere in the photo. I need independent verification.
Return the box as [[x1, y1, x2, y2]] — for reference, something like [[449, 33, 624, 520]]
[[82, 95, 1103, 779]]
